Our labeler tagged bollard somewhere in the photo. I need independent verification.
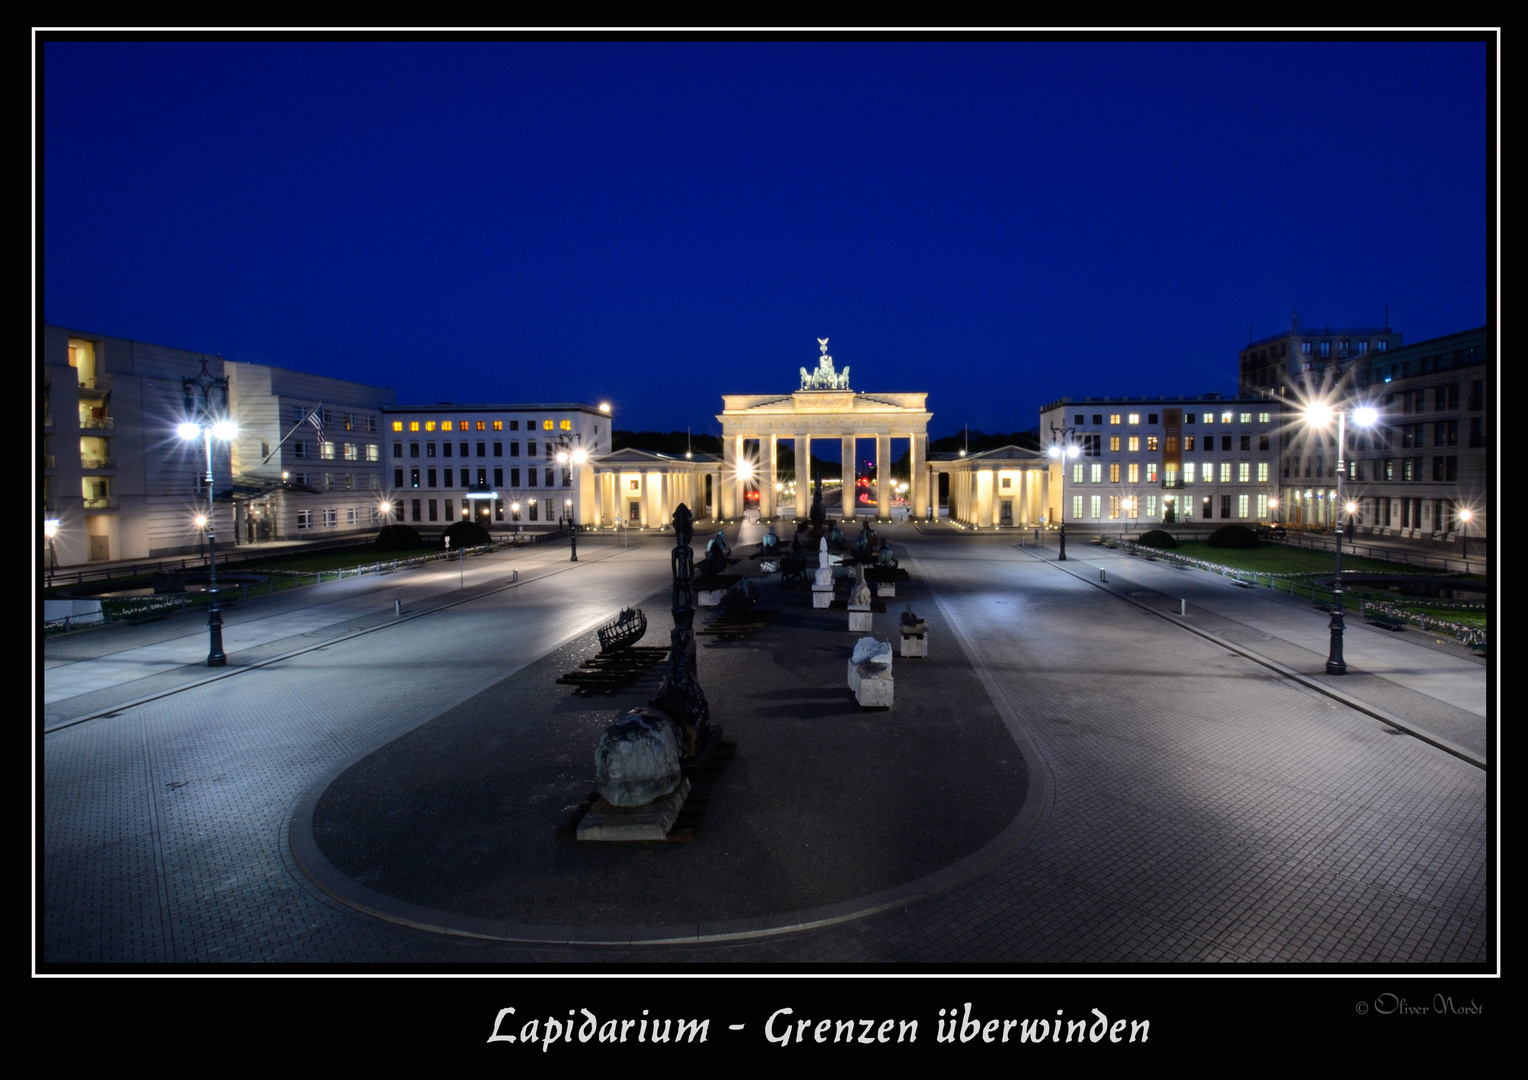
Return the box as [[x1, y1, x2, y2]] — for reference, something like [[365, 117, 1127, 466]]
[[1180, 598, 1186, 616], [1100, 569, 1107, 582], [394, 599, 401, 617], [512, 569, 519, 582]]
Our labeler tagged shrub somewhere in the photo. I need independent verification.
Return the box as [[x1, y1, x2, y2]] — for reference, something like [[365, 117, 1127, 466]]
[[443, 520, 492, 548], [1137, 529, 1178, 549], [1206, 524, 1261, 549], [375, 523, 425, 552]]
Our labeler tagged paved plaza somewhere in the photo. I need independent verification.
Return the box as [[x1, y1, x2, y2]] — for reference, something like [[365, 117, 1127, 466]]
[[38, 523, 1492, 965]]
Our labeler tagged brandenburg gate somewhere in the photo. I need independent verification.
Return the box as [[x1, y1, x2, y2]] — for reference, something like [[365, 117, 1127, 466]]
[[717, 339, 932, 522]]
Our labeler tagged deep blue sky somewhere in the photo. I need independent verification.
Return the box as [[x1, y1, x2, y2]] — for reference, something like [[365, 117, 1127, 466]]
[[41, 38, 1491, 441]]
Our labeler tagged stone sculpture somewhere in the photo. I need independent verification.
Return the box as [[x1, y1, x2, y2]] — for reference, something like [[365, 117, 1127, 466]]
[[649, 504, 710, 754]]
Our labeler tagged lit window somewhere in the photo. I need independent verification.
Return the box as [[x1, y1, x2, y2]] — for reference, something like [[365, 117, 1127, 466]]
[[367, 445, 379, 462], [1146, 495, 1157, 518], [1110, 436, 1121, 451], [1071, 463, 1083, 484], [392, 421, 403, 432], [1219, 462, 1231, 483], [476, 422, 486, 431], [1185, 436, 1196, 451], [1109, 463, 1120, 482], [1109, 413, 1121, 425], [1072, 495, 1082, 519], [1146, 436, 1158, 451], [1127, 463, 1139, 482], [343, 443, 358, 461], [1090, 495, 1101, 519], [1146, 463, 1158, 483], [425, 422, 436, 432], [1184, 462, 1196, 483], [1256, 494, 1268, 518], [1238, 462, 1250, 482], [442, 421, 453, 432], [409, 422, 420, 432], [1127, 413, 1139, 424], [1258, 412, 1270, 423], [1238, 495, 1249, 518], [321, 441, 336, 460], [544, 420, 554, 430], [1240, 413, 1251, 423], [1204, 413, 1214, 424], [1221, 412, 1233, 424], [561, 420, 572, 430], [1090, 463, 1101, 483], [1128, 436, 1139, 452], [493, 421, 503, 431]]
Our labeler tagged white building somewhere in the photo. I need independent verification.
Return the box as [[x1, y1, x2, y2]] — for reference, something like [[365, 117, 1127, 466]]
[[379, 403, 612, 530], [1038, 396, 1282, 531]]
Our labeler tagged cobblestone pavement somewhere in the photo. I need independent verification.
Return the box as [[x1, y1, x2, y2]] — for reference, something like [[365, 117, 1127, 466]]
[[38, 526, 1492, 966]]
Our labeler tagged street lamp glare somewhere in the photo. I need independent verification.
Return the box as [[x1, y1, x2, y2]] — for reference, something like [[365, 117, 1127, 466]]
[[1352, 406, 1379, 428], [177, 421, 201, 440], [211, 419, 237, 440], [1305, 402, 1335, 427]]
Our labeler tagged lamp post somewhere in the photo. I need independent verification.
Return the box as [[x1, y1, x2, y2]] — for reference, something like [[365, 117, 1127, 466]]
[[1458, 508, 1473, 560], [44, 518, 59, 584], [1304, 401, 1378, 676], [178, 357, 234, 667], [1047, 421, 1081, 561], [555, 433, 586, 562]]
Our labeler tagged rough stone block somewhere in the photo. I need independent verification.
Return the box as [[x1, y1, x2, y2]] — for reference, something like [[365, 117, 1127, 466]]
[[848, 610, 873, 632], [855, 663, 894, 707], [900, 631, 928, 658], [594, 708, 683, 807], [697, 588, 726, 607], [577, 778, 692, 841]]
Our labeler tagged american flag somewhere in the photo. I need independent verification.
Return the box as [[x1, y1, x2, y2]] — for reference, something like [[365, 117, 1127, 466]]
[[306, 405, 325, 443]]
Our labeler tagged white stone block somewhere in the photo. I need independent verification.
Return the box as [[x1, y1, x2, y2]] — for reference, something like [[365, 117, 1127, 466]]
[[855, 663, 894, 707], [697, 588, 725, 607], [812, 588, 834, 608], [900, 631, 928, 658], [877, 582, 895, 598], [848, 610, 873, 632]]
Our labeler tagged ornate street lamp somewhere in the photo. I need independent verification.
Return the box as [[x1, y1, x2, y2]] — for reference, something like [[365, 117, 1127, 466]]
[[1458, 507, 1473, 559], [1047, 420, 1081, 561], [555, 432, 586, 562], [44, 518, 60, 584], [178, 357, 235, 667], [1304, 401, 1378, 676]]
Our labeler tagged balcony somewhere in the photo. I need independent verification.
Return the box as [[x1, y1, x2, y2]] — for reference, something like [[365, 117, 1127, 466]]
[[80, 456, 117, 471], [79, 414, 115, 431], [81, 495, 119, 510]]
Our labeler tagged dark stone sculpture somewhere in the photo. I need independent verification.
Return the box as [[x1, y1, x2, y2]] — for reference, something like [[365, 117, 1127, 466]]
[[649, 504, 710, 754], [808, 472, 826, 541]]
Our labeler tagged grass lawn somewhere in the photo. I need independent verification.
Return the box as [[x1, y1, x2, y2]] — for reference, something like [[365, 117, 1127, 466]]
[[1167, 541, 1479, 578]]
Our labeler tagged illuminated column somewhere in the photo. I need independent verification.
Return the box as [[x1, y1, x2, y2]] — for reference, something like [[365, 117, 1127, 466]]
[[795, 434, 809, 518], [876, 433, 891, 520], [760, 433, 776, 518], [841, 435, 856, 517], [721, 434, 738, 519], [909, 432, 926, 519]]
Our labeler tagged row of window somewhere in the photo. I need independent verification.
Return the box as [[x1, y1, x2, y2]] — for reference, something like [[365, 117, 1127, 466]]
[[396, 497, 562, 522], [290, 440, 379, 461], [1283, 456, 1463, 482], [394, 441, 554, 459], [1068, 493, 1271, 521], [289, 472, 381, 491], [1070, 411, 1272, 427], [295, 506, 382, 528], [394, 467, 571, 490], [390, 418, 573, 433], [293, 407, 378, 433], [1068, 461, 1271, 485]]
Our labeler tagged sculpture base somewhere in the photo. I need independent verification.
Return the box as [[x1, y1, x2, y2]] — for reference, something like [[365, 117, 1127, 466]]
[[812, 587, 835, 608], [876, 582, 896, 598], [848, 608, 873, 632], [900, 630, 928, 658], [853, 663, 894, 708], [576, 778, 693, 841]]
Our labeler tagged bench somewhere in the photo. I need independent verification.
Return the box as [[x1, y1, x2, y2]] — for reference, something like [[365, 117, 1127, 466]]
[[1364, 612, 1407, 632], [1470, 641, 1488, 658]]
